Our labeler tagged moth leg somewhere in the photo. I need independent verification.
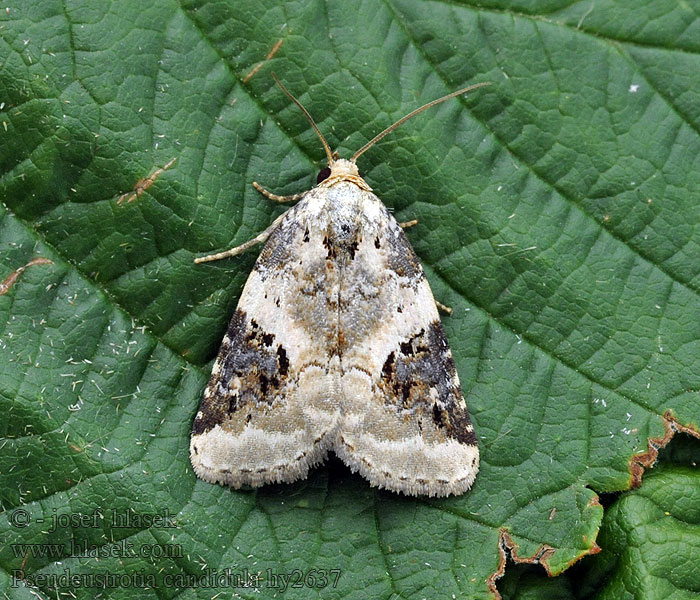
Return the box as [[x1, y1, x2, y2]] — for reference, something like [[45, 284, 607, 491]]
[[252, 181, 306, 204], [399, 219, 418, 229], [194, 211, 287, 264], [435, 300, 453, 315]]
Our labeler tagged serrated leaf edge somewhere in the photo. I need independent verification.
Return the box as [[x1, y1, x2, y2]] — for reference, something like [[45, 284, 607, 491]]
[[628, 409, 700, 487]]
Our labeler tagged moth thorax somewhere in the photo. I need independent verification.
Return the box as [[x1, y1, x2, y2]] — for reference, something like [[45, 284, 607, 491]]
[[323, 158, 372, 191], [329, 159, 359, 178]]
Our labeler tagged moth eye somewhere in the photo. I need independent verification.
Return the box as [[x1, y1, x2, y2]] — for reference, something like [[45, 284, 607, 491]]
[[316, 166, 331, 184]]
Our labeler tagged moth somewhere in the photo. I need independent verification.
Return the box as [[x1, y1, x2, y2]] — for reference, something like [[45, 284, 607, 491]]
[[190, 76, 489, 497]]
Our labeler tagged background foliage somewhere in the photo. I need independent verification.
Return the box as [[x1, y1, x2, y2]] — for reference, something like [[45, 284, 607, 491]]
[[1, 1, 698, 598]]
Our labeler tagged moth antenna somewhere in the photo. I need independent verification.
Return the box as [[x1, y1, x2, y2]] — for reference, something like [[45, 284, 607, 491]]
[[350, 81, 491, 163], [271, 73, 335, 165]]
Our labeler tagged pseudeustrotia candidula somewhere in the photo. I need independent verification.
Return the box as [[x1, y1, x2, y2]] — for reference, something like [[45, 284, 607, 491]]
[[190, 77, 490, 497]]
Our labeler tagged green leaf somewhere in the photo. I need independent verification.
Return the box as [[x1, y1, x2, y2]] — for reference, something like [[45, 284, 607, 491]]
[[495, 434, 700, 600], [498, 566, 576, 600], [577, 457, 700, 600], [1, 1, 698, 599]]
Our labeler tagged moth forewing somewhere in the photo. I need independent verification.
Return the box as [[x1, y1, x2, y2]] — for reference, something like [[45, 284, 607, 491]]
[[191, 78, 489, 496]]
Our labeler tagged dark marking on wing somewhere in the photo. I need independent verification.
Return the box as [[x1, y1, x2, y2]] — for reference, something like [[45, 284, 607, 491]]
[[383, 217, 422, 281], [276, 346, 289, 376], [323, 235, 337, 260], [191, 309, 291, 435], [324, 231, 361, 261], [378, 320, 476, 445], [254, 208, 303, 275]]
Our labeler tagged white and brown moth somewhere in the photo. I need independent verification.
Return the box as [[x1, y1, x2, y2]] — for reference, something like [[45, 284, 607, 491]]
[[190, 77, 489, 497]]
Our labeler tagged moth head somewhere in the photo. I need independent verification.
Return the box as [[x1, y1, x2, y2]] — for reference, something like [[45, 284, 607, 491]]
[[271, 73, 491, 183]]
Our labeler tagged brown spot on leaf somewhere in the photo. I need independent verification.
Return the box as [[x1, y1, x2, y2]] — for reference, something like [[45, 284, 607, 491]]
[[117, 158, 176, 205], [0, 257, 53, 295], [242, 38, 283, 83]]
